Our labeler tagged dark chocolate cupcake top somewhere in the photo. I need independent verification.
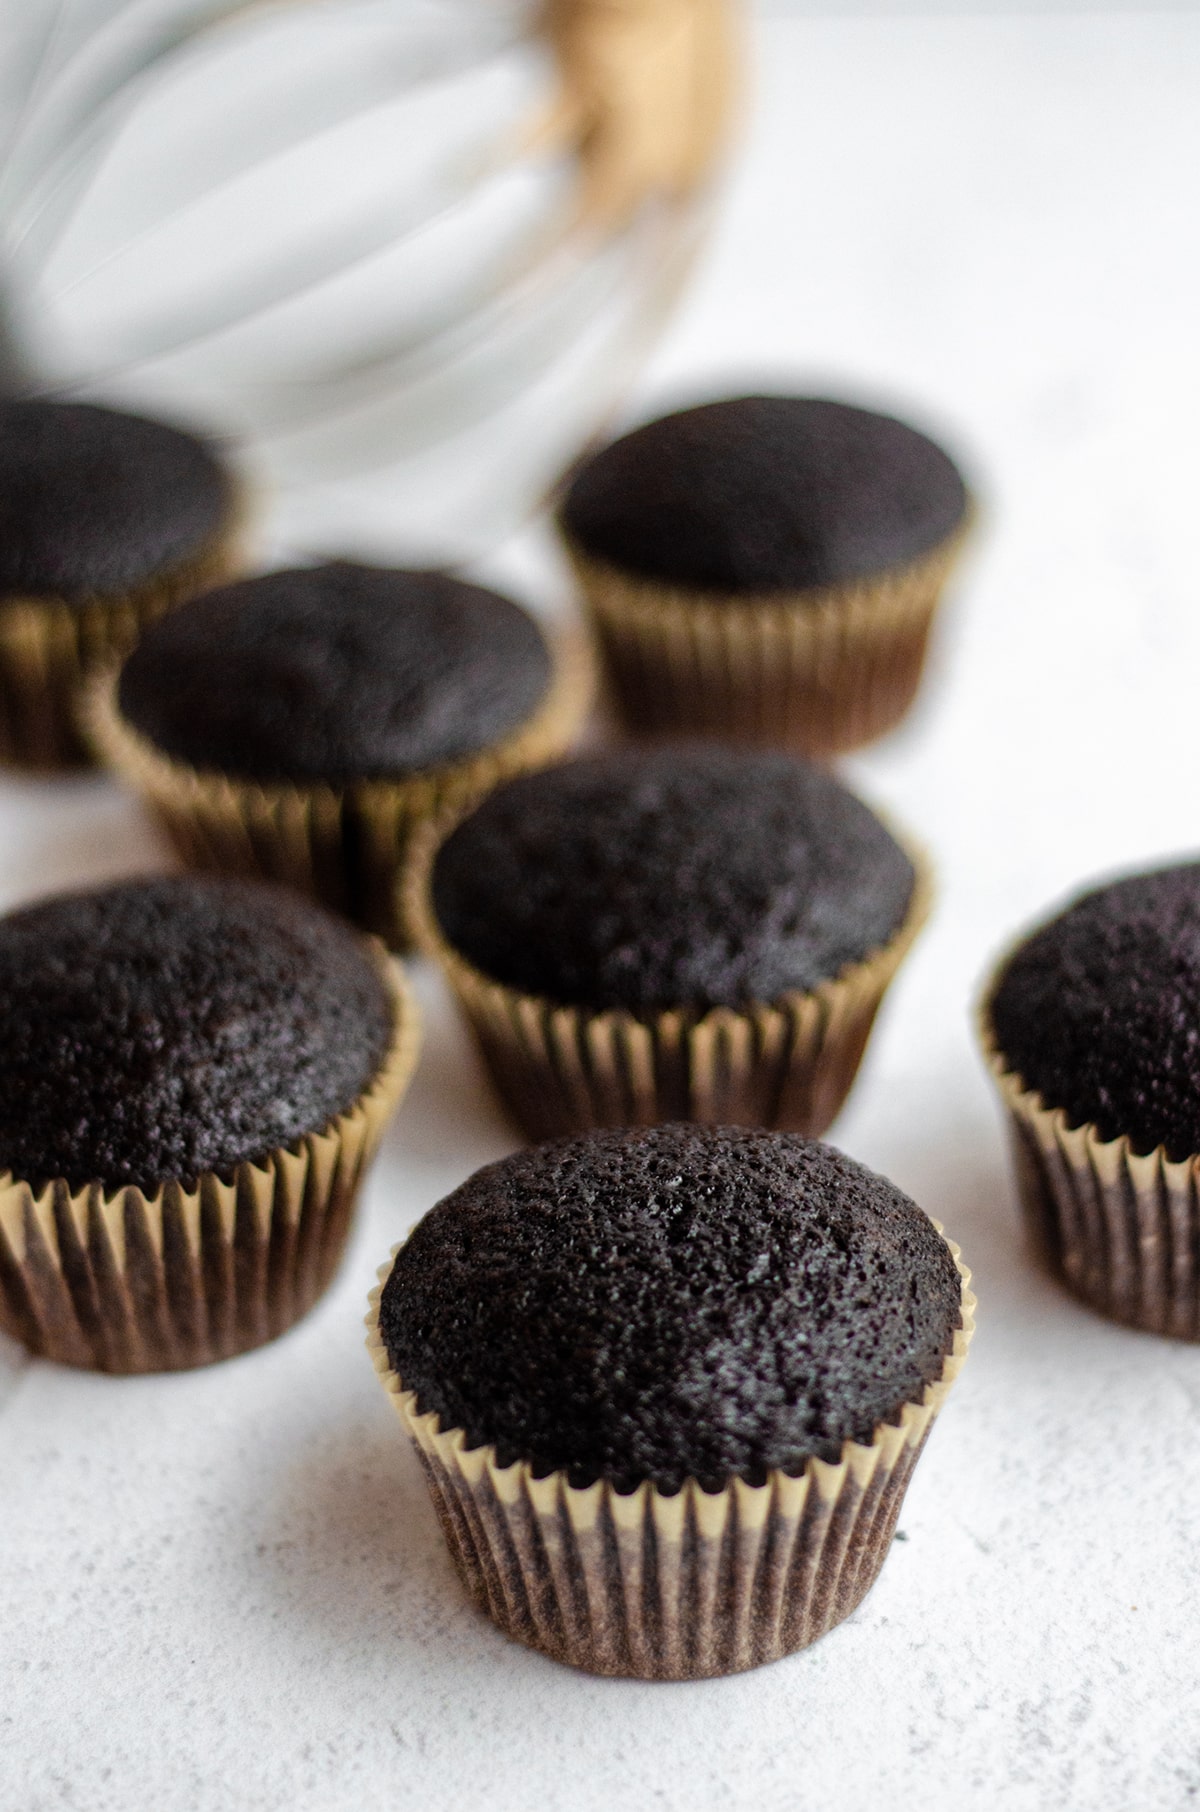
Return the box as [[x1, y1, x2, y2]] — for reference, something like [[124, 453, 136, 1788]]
[[379, 1124, 962, 1493], [560, 394, 968, 594], [0, 875, 394, 1193], [989, 861, 1200, 1161], [0, 400, 233, 602], [431, 746, 916, 1013], [117, 561, 553, 784]]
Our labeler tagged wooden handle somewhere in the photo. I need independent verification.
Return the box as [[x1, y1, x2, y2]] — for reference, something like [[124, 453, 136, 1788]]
[[536, 0, 742, 228]]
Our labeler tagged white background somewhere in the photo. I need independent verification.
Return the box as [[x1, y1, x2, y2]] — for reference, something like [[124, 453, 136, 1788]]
[[6, 10, 1200, 1810], [765, 2, 1196, 13]]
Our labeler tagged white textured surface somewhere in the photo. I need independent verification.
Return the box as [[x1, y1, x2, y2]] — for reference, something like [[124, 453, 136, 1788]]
[[5, 13, 1200, 1810]]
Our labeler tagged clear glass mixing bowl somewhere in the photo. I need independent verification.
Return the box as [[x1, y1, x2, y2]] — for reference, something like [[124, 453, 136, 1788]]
[[0, 0, 703, 559]]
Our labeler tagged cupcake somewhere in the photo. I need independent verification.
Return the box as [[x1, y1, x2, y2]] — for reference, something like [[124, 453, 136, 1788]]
[[413, 744, 929, 1140], [982, 860, 1200, 1339], [0, 874, 419, 1372], [89, 561, 590, 948], [0, 399, 242, 767], [367, 1124, 974, 1680], [559, 394, 970, 756]]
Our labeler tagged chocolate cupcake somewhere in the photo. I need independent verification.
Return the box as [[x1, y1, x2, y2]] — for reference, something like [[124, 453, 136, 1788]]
[[367, 1124, 974, 1679], [413, 744, 930, 1139], [0, 875, 419, 1372], [982, 861, 1200, 1339], [0, 399, 243, 767], [559, 394, 971, 756], [89, 561, 591, 947]]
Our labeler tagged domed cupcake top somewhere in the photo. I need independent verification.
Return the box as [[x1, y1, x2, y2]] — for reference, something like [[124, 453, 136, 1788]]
[[0, 400, 233, 601], [116, 561, 554, 784], [430, 745, 916, 1013], [0, 875, 393, 1192], [989, 861, 1200, 1161], [379, 1124, 962, 1494], [560, 394, 968, 594]]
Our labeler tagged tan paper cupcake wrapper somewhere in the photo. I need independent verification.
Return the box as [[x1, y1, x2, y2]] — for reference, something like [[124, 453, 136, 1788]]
[[407, 828, 932, 1141], [86, 629, 594, 951], [562, 519, 970, 759], [0, 954, 420, 1374], [366, 1242, 974, 1679], [0, 497, 248, 771], [980, 999, 1200, 1340]]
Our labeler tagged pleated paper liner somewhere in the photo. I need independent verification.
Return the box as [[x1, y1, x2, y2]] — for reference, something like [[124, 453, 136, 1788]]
[[406, 826, 932, 1141], [980, 1002, 1200, 1340], [0, 953, 420, 1374], [366, 1243, 974, 1680], [561, 519, 970, 759], [0, 497, 249, 772], [86, 628, 594, 951]]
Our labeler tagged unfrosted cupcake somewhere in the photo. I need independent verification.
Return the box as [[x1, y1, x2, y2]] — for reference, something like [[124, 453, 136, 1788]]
[[0, 874, 419, 1372], [559, 394, 970, 756], [0, 399, 242, 767], [982, 860, 1200, 1339], [414, 744, 929, 1138], [367, 1124, 974, 1679], [90, 561, 590, 947]]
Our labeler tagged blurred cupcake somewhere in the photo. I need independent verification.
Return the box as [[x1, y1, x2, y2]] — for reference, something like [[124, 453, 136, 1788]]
[[368, 1123, 974, 1679], [0, 874, 418, 1372], [982, 860, 1200, 1339], [89, 561, 590, 948], [559, 394, 970, 756], [0, 399, 242, 768], [412, 744, 929, 1139]]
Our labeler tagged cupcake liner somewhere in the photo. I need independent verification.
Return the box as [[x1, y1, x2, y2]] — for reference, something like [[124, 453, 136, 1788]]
[[0, 504, 248, 771], [0, 953, 419, 1373], [561, 522, 969, 759], [86, 628, 594, 951], [980, 1000, 1200, 1339], [366, 1241, 974, 1680], [407, 827, 932, 1142]]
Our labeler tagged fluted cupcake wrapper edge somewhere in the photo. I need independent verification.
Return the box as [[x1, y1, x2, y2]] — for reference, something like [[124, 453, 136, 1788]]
[[0, 491, 249, 771], [0, 950, 420, 1373], [405, 819, 932, 1141], [85, 627, 594, 950], [561, 517, 971, 759], [979, 997, 1200, 1340], [365, 1242, 974, 1680]]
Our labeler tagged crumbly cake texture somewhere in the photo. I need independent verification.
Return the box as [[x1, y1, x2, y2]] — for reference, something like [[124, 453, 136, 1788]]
[[116, 561, 553, 784], [0, 399, 232, 601], [989, 861, 1200, 1161], [379, 1124, 962, 1494], [560, 394, 968, 593], [0, 875, 393, 1193], [431, 746, 915, 1012]]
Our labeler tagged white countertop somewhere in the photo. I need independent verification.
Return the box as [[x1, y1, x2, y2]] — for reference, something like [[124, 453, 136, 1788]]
[[6, 12, 1200, 1810]]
